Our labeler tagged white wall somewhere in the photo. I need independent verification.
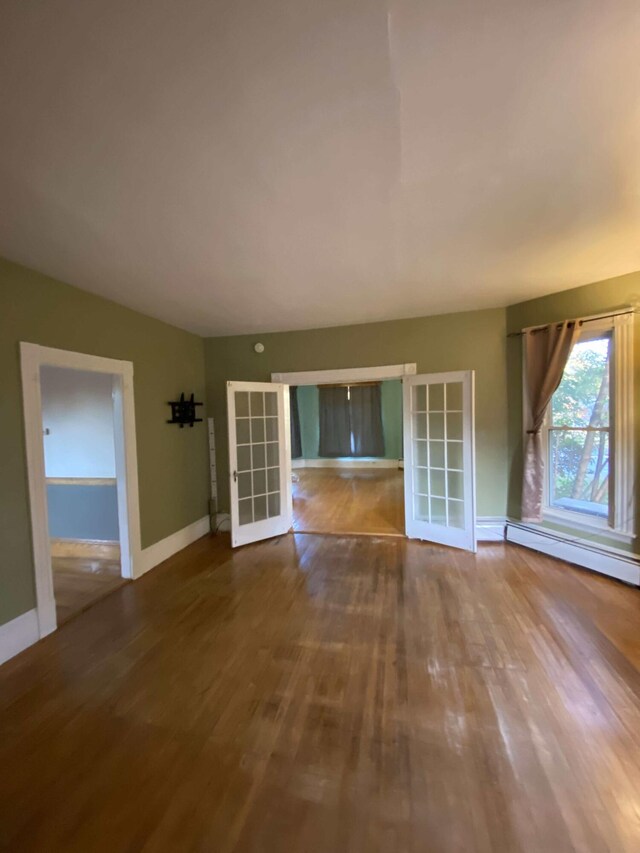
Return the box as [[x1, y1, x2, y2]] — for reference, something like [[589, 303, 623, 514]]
[[41, 367, 116, 478]]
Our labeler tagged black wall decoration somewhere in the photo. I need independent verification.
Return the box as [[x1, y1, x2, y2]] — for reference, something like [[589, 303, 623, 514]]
[[167, 393, 203, 428]]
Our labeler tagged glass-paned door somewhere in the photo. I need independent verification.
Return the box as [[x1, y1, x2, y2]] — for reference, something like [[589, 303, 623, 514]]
[[227, 381, 293, 548], [403, 371, 476, 551]]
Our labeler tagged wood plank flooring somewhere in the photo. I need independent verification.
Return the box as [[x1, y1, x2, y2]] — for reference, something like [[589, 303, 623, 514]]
[[1, 534, 639, 852], [292, 468, 405, 535], [52, 553, 126, 625]]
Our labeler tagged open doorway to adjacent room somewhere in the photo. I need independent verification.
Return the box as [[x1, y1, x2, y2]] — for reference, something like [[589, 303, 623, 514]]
[[40, 366, 128, 624], [288, 381, 404, 535], [21, 343, 142, 638]]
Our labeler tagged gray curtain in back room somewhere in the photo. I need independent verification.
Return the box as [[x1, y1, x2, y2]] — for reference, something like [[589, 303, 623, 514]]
[[350, 383, 385, 457], [318, 385, 352, 457], [289, 386, 302, 458]]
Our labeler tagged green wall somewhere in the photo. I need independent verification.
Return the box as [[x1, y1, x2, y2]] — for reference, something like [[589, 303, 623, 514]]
[[205, 307, 509, 515], [0, 257, 210, 627], [296, 380, 403, 459], [506, 270, 640, 552]]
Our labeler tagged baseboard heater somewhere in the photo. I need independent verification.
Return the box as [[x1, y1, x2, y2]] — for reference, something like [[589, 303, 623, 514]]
[[506, 522, 640, 587]]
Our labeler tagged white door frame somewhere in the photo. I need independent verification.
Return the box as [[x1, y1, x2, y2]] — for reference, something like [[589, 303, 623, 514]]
[[20, 343, 142, 638], [271, 363, 417, 385]]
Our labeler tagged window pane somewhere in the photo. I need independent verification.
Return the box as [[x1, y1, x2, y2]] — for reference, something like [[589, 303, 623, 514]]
[[267, 467, 280, 493], [413, 413, 427, 439], [250, 392, 264, 416], [235, 392, 249, 417], [265, 417, 278, 441], [236, 418, 250, 445], [266, 442, 279, 467], [251, 418, 265, 442], [549, 429, 609, 518], [412, 385, 426, 412], [264, 392, 277, 416], [431, 497, 447, 525], [448, 499, 464, 529], [252, 443, 266, 469], [552, 336, 610, 428], [253, 495, 267, 522], [253, 469, 267, 496], [238, 498, 253, 526], [445, 382, 463, 411], [238, 471, 252, 499], [429, 440, 445, 468], [429, 384, 444, 411], [414, 494, 429, 521], [268, 492, 281, 517], [237, 444, 252, 472], [430, 468, 446, 498], [413, 467, 429, 495], [429, 412, 445, 440]]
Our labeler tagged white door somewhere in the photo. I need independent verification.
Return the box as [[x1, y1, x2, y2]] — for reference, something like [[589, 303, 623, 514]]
[[227, 381, 293, 548], [403, 371, 476, 551]]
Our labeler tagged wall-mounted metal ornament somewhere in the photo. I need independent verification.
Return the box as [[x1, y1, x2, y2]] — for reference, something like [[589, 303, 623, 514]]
[[167, 393, 203, 428]]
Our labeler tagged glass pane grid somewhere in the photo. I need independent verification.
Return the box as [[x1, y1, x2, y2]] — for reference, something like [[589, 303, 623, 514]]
[[410, 380, 466, 530], [235, 389, 281, 525]]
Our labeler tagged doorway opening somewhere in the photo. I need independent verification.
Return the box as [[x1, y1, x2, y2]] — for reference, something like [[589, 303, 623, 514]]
[[288, 380, 405, 536], [41, 366, 127, 624], [21, 343, 142, 638]]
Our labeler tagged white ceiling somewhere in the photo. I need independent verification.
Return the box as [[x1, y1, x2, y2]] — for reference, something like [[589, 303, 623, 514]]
[[1, 0, 639, 336]]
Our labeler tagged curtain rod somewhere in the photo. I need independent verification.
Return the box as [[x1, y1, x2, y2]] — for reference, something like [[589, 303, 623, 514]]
[[507, 308, 635, 338]]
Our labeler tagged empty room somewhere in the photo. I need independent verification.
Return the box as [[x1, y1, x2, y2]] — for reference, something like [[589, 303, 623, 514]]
[[0, 1, 639, 851]]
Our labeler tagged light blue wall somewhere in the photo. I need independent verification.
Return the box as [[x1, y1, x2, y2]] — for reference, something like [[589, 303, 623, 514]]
[[47, 484, 120, 541], [296, 379, 403, 459]]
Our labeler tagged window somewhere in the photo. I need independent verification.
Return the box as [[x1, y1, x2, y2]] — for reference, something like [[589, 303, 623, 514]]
[[542, 315, 634, 538]]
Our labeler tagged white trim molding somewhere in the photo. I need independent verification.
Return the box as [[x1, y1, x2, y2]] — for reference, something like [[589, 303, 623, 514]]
[[506, 522, 640, 586], [292, 458, 401, 470], [476, 518, 506, 542], [271, 363, 417, 385], [139, 516, 211, 576], [0, 609, 39, 666], [20, 342, 142, 638]]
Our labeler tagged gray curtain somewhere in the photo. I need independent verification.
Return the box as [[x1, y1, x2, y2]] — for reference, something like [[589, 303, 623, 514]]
[[522, 320, 580, 522], [350, 383, 385, 457], [290, 386, 302, 459], [318, 386, 351, 457]]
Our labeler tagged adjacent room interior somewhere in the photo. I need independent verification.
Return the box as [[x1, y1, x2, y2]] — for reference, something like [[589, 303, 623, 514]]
[[40, 366, 127, 624], [1, 1, 639, 850], [289, 380, 404, 536]]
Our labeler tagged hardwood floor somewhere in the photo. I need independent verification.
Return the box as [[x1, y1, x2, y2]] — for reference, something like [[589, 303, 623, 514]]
[[292, 468, 405, 535], [1, 534, 639, 852], [52, 553, 126, 625]]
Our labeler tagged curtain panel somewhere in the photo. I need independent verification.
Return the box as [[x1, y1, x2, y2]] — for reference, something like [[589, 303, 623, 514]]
[[349, 384, 385, 457], [289, 386, 302, 459], [318, 386, 352, 457], [522, 320, 580, 522]]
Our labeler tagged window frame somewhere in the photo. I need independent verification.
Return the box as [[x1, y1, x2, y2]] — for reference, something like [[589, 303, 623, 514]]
[[538, 313, 634, 542]]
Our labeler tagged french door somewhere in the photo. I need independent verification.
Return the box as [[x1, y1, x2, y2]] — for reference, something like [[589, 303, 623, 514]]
[[403, 371, 476, 551], [227, 381, 293, 548]]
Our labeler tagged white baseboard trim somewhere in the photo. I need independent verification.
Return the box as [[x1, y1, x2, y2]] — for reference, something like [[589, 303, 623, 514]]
[[476, 518, 506, 542], [292, 458, 401, 469], [506, 522, 640, 586], [0, 608, 39, 666], [138, 515, 210, 577]]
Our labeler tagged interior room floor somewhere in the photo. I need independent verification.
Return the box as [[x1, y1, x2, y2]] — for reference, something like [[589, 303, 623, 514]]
[[292, 467, 405, 535], [1, 534, 639, 852], [52, 553, 126, 625]]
